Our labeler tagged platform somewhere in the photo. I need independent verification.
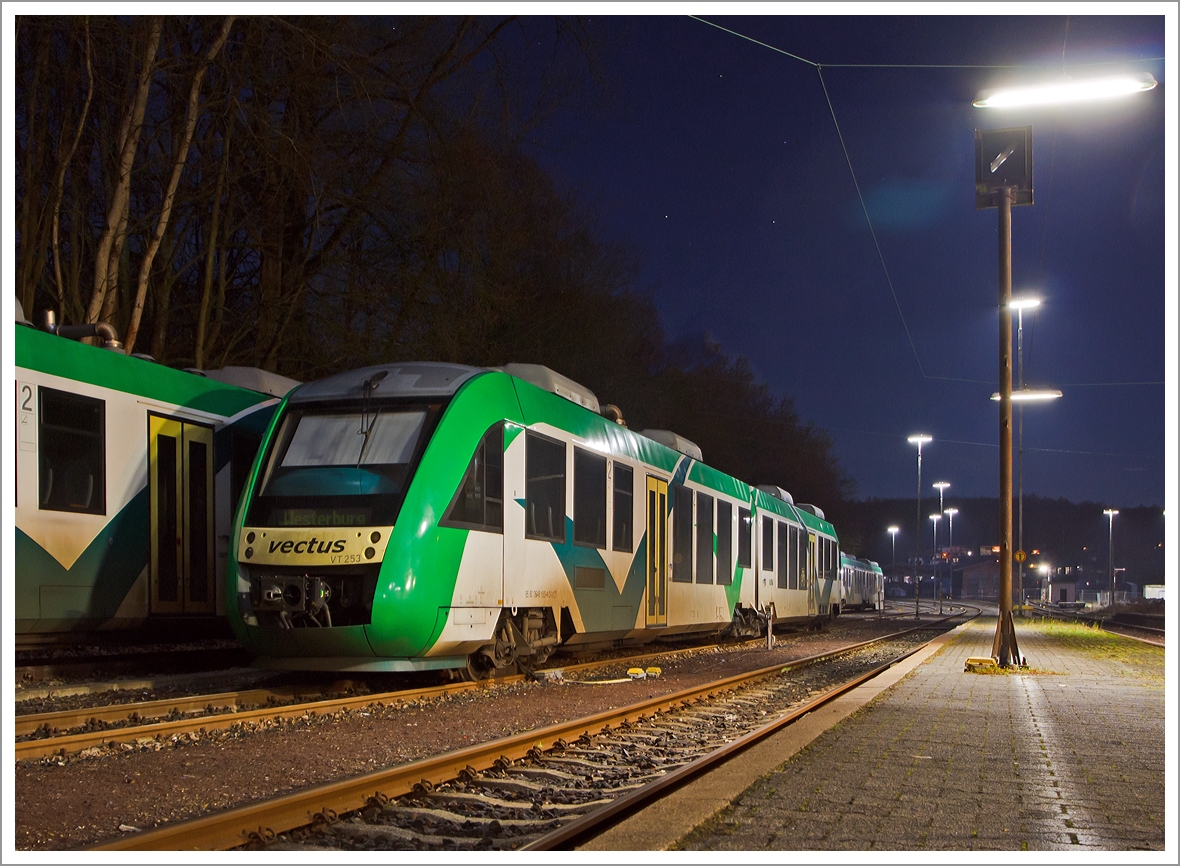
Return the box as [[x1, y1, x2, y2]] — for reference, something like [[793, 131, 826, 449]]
[[581, 614, 1168, 852]]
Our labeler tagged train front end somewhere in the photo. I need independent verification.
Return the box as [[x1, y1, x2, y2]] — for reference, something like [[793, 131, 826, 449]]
[[226, 362, 511, 672]]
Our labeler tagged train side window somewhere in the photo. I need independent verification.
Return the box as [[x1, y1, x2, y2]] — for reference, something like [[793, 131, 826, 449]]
[[695, 492, 714, 584], [777, 522, 788, 589], [443, 422, 504, 532], [38, 387, 105, 515], [525, 431, 565, 542], [761, 515, 774, 572], [612, 463, 634, 552], [737, 507, 751, 568], [672, 484, 693, 582], [573, 447, 607, 548], [717, 500, 733, 585], [788, 524, 799, 589]]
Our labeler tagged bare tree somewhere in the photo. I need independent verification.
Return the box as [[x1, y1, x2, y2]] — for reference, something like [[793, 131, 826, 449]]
[[124, 15, 234, 354]]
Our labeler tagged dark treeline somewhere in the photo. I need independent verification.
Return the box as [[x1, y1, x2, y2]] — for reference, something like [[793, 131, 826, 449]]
[[831, 496, 1165, 587], [15, 15, 852, 507]]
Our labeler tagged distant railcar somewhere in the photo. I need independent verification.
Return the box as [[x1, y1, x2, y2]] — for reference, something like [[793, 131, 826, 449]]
[[227, 362, 843, 678], [14, 304, 298, 639], [839, 552, 885, 611]]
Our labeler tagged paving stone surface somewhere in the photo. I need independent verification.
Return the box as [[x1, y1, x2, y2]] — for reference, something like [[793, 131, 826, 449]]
[[676, 616, 1166, 851]]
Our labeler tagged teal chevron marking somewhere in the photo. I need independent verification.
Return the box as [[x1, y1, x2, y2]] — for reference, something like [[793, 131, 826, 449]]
[[515, 498, 526, 510], [16, 488, 150, 622], [549, 517, 646, 632]]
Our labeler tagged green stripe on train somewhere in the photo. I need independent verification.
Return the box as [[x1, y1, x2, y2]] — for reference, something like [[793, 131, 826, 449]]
[[16, 327, 270, 416]]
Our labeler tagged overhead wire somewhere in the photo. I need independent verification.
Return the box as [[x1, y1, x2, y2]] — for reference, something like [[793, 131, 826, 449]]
[[688, 14, 1161, 391]]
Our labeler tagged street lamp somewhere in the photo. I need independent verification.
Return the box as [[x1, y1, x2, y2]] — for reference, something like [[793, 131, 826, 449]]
[[888, 526, 899, 568], [1038, 562, 1050, 603], [1013, 296, 1038, 617], [907, 434, 932, 619], [944, 507, 958, 594], [932, 481, 950, 588], [975, 64, 1154, 667], [929, 514, 942, 602], [1104, 509, 1119, 606]]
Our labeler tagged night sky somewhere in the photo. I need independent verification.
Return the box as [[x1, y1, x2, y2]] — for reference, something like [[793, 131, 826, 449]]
[[526, 12, 1172, 510]]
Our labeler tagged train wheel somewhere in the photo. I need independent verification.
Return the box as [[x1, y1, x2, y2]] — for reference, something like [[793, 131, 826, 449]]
[[463, 652, 518, 682]]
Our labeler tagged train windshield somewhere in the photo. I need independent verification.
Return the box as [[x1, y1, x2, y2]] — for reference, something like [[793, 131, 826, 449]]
[[247, 402, 441, 527]]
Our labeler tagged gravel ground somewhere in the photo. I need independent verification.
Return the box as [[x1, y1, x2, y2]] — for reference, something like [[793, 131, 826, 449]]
[[14, 614, 932, 851]]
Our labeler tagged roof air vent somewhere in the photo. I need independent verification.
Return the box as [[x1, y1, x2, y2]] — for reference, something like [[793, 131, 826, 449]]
[[503, 363, 600, 413], [756, 485, 795, 505], [640, 429, 702, 461], [797, 503, 825, 520]]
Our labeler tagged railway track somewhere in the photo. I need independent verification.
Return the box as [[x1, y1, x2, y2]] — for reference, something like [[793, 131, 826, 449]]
[[17, 609, 940, 762], [87, 610, 972, 851]]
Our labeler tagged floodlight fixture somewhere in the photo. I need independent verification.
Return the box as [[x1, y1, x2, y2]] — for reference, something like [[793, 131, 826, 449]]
[[973, 72, 1157, 108], [991, 389, 1063, 402]]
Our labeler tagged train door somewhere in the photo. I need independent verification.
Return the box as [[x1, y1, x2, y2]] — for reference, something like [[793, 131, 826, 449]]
[[149, 414, 215, 614], [645, 476, 668, 627], [807, 532, 818, 617]]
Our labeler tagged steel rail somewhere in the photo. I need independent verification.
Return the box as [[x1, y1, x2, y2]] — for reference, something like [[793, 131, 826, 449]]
[[87, 615, 964, 851], [16, 631, 804, 759], [521, 644, 929, 850]]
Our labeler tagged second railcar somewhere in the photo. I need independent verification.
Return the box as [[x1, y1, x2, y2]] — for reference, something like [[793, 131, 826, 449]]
[[14, 308, 299, 639]]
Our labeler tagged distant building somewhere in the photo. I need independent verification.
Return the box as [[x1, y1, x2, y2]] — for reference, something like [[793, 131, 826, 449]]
[[1047, 579, 1076, 604], [960, 559, 1022, 603]]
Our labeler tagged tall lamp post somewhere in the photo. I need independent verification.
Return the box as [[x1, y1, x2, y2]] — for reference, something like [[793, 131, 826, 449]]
[[944, 507, 958, 596], [932, 481, 950, 588], [888, 525, 899, 568], [974, 71, 1157, 665], [1010, 296, 1039, 615], [1104, 508, 1119, 606], [907, 434, 932, 619], [929, 514, 942, 604]]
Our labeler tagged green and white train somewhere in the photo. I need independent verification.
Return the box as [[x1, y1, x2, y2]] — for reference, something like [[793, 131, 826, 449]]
[[13, 305, 297, 640], [228, 361, 854, 677], [839, 553, 885, 611]]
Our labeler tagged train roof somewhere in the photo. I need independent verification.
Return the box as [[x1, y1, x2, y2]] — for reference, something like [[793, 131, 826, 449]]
[[287, 362, 484, 404], [15, 325, 277, 417]]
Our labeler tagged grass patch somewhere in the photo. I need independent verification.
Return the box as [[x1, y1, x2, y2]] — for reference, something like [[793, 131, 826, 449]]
[[967, 665, 1066, 676], [1022, 617, 1164, 680]]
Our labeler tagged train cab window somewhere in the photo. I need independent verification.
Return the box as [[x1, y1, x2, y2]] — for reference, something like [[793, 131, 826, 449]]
[[672, 484, 693, 583], [737, 507, 752, 568], [612, 463, 634, 552], [442, 422, 504, 532], [788, 524, 799, 590], [525, 432, 565, 542], [717, 500, 733, 585], [761, 515, 774, 572], [777, 522, 789, 589], [573, 447, 607, 548], [695, 492, 714, 584], [38, 387, 105, 514]]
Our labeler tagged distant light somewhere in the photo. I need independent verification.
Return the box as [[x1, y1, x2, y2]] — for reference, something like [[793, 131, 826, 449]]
[[991, 389, 1063, 402], [944, 508, 959, 517], [973, 72, 1157, 108], [933, 481, 950, 493], [888, 526, 900, 534], [929, 514, 941, 522], [907, 434, 932, 445], [1009, 296, 1041, 311], [1104, 509, 1119, 517]]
